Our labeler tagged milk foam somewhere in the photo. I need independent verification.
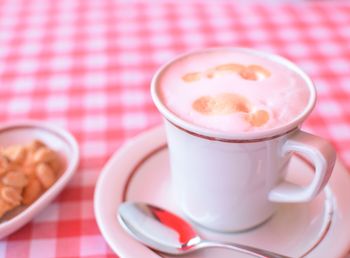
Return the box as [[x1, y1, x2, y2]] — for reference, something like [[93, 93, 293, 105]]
[[158, 50, 310, 133]]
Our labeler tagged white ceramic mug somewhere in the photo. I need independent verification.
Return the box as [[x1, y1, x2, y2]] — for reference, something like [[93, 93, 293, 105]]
[[151, 48, 336, 232]]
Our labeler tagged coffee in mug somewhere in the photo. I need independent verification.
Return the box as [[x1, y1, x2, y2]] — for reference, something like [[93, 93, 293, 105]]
[[158, 50, 310, 133]]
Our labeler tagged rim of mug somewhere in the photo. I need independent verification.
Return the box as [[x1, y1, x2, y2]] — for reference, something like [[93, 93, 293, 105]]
[[151, 47, 316, 141]]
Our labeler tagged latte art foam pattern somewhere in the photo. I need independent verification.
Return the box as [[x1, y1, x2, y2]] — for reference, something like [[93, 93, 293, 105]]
[[158, 50, 310, 133]]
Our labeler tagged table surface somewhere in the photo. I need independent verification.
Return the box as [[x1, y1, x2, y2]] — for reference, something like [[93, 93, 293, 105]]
[[0, 0, 349, 257]]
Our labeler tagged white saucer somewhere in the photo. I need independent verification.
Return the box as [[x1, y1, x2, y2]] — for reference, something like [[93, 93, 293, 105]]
[[0, 120, 79, 239], [94, 126, 350, 258]]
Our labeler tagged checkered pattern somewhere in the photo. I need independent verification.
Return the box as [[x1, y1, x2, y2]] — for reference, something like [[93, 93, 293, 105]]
[[0, 0, 349, 257]]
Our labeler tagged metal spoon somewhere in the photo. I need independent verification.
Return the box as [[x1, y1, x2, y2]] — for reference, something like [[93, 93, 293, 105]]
[[118, 202, 291, 258]]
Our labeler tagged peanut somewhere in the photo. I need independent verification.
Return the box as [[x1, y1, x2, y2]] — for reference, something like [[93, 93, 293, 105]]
[[33, 148, 56, 163], [48, 158, 61, 173], [22, 178, 42, 205], [3, 146, 26, 164], [1, 187, 22, 205], [26, 140, 45, 152], [36, 163, 56, 189], [0, 156, 9, 175], [2, 171, 28, 188], [23, 165, 37, 175]]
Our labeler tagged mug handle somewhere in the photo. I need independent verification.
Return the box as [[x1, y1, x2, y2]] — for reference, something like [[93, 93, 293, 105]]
[[269, 130, 336, 202]]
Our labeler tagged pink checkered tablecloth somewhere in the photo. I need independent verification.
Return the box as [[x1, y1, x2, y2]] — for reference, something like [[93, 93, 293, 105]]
[[0, 0, 349, 257]]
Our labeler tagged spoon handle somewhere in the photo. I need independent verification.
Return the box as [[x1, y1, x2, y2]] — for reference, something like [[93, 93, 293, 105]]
[[197, 240, 292, 258]]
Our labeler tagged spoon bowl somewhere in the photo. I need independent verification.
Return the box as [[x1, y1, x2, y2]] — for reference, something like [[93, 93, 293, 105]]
[[118, 202, 291, 258]]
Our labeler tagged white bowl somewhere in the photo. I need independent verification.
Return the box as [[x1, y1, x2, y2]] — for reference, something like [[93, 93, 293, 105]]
[[0, 120, 79, 239]]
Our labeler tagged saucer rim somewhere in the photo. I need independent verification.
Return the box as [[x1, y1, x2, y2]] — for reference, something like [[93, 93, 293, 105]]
[[123, 146, 335, 257], [94, 125, 350, 258]]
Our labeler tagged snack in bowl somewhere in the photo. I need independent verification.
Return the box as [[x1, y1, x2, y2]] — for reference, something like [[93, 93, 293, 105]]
[[0, 140, 61, 218]]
